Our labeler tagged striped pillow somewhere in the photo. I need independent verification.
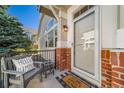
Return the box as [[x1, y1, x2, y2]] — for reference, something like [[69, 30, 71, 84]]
[[12, 56, 34, 76], [12, 59, 24, 72], [24, 57, 34, 71]]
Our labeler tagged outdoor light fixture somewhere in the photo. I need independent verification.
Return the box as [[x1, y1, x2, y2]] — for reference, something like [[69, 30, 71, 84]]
[[63, 24, 68, 32]]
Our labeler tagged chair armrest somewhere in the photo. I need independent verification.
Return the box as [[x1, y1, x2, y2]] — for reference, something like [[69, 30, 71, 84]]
[[33, 62, 43, 69], [2, 70, 25, 75], [34, 61, 43, 64]]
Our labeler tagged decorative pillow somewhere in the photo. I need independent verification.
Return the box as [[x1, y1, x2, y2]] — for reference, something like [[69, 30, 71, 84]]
[[24, 57, 34, 72], [12, 56, 34, 77], [12, 59, 24, 72], [12, 59, 24, 77]]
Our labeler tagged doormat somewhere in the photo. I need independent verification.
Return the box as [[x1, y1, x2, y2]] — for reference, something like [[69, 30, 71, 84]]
[[56, 71, 97, 88]]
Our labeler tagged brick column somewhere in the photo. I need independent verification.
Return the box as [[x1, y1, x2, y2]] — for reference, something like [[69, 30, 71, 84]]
[[56, 48, 71, 71], [101, 50, 112, 87]]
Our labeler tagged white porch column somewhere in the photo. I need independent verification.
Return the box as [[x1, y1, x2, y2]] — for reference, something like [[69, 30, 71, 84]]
[[49, 5, 68, 48], [57, 10, 68, 48]]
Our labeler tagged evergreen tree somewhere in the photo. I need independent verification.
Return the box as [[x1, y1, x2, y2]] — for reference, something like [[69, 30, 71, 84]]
[[0, 5, 32, 53]]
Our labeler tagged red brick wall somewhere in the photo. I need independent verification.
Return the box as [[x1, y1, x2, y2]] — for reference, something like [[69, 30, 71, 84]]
[[101, 49, 124, 88], [56, 48, 71, 71], [101, 50, 112, 87]]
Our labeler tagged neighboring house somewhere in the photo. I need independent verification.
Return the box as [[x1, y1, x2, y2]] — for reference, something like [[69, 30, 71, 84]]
[[38, 5, 124, 88], [23, 28, 38, 49]]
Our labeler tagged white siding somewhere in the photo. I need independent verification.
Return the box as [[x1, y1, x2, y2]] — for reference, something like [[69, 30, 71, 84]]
[[120, 6, 124, 28], [101, 5, 118, 48]]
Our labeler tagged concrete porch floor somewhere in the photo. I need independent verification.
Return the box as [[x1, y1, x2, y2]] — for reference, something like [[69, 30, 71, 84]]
[[27, 70, 65, 88], [10, 70, 69, 88]]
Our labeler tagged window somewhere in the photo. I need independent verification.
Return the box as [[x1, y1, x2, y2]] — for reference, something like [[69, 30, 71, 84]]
[[25, 32, 32, 41], [45, 41, 47, 47], [48, 31, 54, 47], [74, 5, 94, 19], [47, 18, 57, 30], [46, 27, 58, 48], [55, 37, 57, 47], [55, 29, 57, 47]]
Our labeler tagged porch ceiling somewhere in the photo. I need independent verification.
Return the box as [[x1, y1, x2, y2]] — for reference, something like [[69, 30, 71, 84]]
[[39, 6, 55, 17], [39, 5, 71, 17], [55, 5, 71, 12]]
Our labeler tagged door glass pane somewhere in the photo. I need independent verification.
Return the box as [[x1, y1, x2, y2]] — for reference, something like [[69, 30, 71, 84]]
[[74, 12, 95, 75]]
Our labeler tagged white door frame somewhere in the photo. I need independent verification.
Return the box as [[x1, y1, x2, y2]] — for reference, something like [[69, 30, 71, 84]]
[[71, 6, 101, 86]]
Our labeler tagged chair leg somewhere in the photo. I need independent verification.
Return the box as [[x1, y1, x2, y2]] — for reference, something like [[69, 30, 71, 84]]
[[42, 71, 44, 75], [53, 69, 54, 75], [45, 71, 47, 78], [4, 73, 8, 88], [40, 72, 42, 82], [20, 75, 24, 88]]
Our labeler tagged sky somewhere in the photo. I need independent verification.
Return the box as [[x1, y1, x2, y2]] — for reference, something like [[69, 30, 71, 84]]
[[7, 5, 40, 30]]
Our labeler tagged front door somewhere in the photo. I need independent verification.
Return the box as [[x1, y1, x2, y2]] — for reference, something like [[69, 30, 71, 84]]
[[73, 6, 100, 85]]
